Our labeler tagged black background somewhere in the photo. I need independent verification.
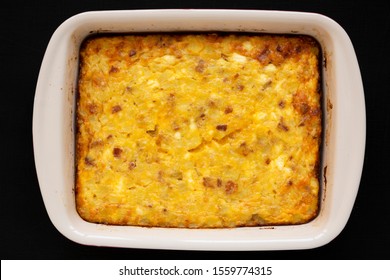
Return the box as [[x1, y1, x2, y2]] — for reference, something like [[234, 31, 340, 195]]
[[1, 0, 389, 259]]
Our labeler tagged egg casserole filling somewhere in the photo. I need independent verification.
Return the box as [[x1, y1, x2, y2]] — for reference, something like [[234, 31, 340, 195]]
[[76, 33, 322, 228]]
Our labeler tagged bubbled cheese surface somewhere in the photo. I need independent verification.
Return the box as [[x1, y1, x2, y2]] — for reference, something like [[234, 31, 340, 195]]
[[76, 34, 322, 228]]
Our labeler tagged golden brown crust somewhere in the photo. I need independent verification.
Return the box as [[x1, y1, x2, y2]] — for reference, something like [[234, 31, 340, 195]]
[[76, 33, 322, 228]]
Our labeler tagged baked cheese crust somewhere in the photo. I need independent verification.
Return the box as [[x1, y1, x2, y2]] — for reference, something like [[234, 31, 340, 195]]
[[76, 33, 322, 228]]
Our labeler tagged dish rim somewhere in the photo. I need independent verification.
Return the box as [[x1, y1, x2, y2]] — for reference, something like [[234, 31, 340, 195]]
[[33, 9, 366, 250]]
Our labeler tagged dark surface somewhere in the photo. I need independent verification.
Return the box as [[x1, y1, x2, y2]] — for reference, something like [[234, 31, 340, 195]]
[[1, 0, 389, 259]]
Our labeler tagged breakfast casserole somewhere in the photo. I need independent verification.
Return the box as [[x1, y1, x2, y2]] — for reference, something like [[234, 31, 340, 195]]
[[76, 33, 322, 228]]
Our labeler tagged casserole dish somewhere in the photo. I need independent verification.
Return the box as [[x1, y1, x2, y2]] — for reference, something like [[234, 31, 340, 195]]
[[33, 9, 365, 250]]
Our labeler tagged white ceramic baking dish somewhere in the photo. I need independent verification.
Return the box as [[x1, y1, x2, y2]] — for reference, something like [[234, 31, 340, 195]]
[[33, 9, 365, 250]]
